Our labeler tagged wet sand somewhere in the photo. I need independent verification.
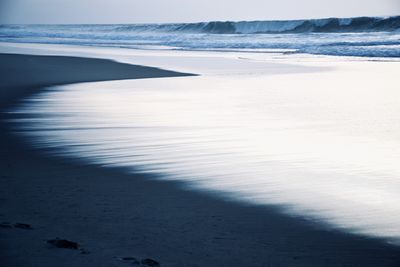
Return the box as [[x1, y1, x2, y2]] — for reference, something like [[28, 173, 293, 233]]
[[1, 53, 400, 267]]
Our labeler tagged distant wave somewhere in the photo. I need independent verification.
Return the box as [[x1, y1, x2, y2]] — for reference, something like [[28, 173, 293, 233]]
[[0, 16, 399, 36], [115, 16, 400, 34]]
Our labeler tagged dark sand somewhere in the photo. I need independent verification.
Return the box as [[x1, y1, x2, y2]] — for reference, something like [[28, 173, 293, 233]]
[[1, 53, 400, 267]]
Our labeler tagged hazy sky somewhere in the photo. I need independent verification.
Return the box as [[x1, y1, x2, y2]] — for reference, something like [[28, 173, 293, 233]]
[[1, 0, 399, 24]]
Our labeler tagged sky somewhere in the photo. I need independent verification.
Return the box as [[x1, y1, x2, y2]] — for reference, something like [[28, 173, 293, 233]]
[[0, 0, 399, 24]]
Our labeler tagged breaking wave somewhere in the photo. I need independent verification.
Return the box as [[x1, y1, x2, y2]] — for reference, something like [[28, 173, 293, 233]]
[[108, 16, 400, 34]]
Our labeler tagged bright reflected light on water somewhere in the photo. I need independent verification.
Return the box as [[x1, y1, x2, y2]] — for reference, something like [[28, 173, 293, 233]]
[[11, 59, 400, 244]]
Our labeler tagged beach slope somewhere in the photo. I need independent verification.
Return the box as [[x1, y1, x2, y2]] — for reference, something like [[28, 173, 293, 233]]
[[1, 53, 400, 267]]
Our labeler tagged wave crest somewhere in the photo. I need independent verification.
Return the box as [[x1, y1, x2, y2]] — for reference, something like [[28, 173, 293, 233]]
[[151, 16, 400, 34]]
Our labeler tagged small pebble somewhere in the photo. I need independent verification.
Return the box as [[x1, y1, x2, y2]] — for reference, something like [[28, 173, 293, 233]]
[[13, 223, 32, 229], [0, 222, 12, 228], [47, 238, 79, 249], [141, 258, 160, 267], [118, 257, 140, 264], [80, 249, 90, 255]]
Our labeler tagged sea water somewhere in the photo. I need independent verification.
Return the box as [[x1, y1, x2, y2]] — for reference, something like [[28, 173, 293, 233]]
[[1, 16, 400, 58]]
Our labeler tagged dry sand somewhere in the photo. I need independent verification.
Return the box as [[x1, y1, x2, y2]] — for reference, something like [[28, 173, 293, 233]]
[[1, 53, 400, 266]]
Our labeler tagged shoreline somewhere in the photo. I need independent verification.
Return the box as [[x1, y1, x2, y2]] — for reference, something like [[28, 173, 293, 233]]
[[1, 53, 400, 266]]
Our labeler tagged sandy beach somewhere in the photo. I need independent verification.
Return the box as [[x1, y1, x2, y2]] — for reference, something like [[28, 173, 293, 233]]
[[1, 52, 400, 266]]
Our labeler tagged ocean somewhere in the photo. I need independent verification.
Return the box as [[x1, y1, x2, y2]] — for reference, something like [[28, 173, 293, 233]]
[[1, 16, 400, 57]]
